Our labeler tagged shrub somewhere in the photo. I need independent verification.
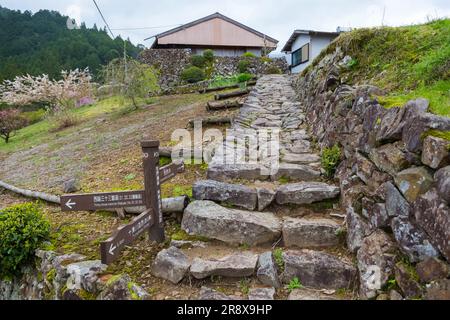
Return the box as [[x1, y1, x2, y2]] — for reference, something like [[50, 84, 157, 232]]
[[23, 109, 46, 124], [242, 52, 256, 58], [237, 73, 253, 83], [266, 66, 282, 74], [190, 55, 206, 68], [203, 49, 215, 63], [288, 277, 303, 292], [0, 109, 28, 143], [321, 144, 342, 178], [0, 203, 51, 278], [238, 59, 251, 73], [181, 66, 205, 83]]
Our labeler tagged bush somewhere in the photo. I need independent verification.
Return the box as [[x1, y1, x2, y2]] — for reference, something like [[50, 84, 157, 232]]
[[23, 109, 46, 124], [181, 66, 206, 83], [238, 59, 251, 73], [190, 55, 206, 68], [0, 203, 51, 278], [321, 144, 342, 178], [266, 66, 282, 74], [203, 49, 214, 63], [242, 52, 256, 58], [237, 73, 253, 83]]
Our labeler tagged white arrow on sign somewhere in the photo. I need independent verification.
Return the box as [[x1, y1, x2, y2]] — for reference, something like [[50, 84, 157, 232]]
[[109, 244, 117, 256], [65, 199, 76, 209]]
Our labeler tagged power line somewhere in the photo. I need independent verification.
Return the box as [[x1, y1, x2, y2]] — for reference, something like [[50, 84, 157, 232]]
[[92, 0, 115, 38], [110, 24, 183, 31]]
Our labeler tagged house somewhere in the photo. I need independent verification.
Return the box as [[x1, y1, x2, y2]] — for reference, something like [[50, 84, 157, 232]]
[[282, 30, 341, 73], [149, 12, 278, 57]]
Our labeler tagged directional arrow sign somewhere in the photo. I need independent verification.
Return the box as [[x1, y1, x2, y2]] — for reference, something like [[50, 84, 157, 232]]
[[60, 191, 146, 212], [100, 209, 153, 264]]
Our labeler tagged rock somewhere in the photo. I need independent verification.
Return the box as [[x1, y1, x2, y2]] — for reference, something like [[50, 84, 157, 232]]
[[369, 143, 411, 176], [385, 182, 410, 218], [424, 279, 450, 300], [170, 240, 207, 249], [394, 167, 434, 203], [97, 274, 149, 300], [257, 252, 281, 289], [248, 287, 275, 300], [346, 207, 371, 253], [421, 136, 450, 169], [282, 217, 341, 248], [198, 287, 235, 300], [276, 182, 340, 205], [355, 153, 391, 190], [435, 166, 450, 203], [414, 189, 450, 261], [288, 288, 339, 300], [416, 258, 450, 283], [357, 230, 397, 299], [207, 164, 267, 181], [63, 178, 80, 193], [193, 180, 257, 210], [375, 106, 407, 144], [282, 153, 321, 165], [271, 163, 321, 181], [66, 260, 107, 293], [391, 217, 439, 263], [395, 263, 423, 299], [256, 188, 276, 211], [282, 250, 357, 290], [367, 202, 389, 230], [182, 201, 282, 246], [190, 252, 258, 279], [152, 247, 190, 284], [389, 290, 404, 300]]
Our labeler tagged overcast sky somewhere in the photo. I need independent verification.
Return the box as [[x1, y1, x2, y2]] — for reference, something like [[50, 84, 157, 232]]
[[1, 0, 449, 51]]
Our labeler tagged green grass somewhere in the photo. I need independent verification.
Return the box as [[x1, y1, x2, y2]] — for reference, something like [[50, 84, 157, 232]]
[[305, 19, 450, 117], [288, 277, 303, 292]]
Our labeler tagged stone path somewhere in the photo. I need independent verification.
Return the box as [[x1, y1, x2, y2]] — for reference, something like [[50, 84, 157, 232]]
[[153, 75, 355, 300]]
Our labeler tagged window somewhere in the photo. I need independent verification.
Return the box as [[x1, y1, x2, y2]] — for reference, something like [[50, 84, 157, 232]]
[[292, 43, 310, 67]]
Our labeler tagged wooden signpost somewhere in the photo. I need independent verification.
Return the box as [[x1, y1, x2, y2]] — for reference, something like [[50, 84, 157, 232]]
[[60, 140, 185, 264]]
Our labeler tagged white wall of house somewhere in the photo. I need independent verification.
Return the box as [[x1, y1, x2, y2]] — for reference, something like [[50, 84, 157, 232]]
[[289, 34, 335, 73]]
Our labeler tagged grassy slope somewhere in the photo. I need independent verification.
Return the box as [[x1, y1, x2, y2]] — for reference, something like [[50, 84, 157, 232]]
[[306, 19, 450, 117]]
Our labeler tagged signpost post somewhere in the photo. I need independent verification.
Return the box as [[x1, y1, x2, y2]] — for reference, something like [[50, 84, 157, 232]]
[[60, 140, 184, 264]]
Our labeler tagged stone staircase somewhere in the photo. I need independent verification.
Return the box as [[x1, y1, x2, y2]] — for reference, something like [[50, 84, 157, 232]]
[[152, 75, 357, 300]]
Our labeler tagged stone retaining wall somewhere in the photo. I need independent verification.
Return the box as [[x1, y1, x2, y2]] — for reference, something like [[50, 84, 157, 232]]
[[294, 47, 450, 300], [0, 250, 149, 300], [139, 48, 289, 91]]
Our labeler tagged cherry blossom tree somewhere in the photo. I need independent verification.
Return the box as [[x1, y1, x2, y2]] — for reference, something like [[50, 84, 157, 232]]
[[0, 109, 28, 143]]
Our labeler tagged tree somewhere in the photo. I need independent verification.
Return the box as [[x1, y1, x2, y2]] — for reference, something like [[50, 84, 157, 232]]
[[0, 109, 28, 143], [101, 58, 159, 109]]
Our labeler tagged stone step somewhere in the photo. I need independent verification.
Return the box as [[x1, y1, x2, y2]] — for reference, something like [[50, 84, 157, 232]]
[[281, 153, 321, 165], [282, 217, 343, 249], [282, 249, 357, 290], [271, 163, 321, 181], [190, 252, 259, 279], [182, 201, 282, 246], [276, 182, 340, 205]]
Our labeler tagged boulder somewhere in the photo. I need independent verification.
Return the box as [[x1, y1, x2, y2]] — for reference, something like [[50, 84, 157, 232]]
[[288, 289, 339, 300], [65, 260, 107, 293], [416, 258, 450, 283], [248, 287, 275, 300], [389, 290, 404, 300], [63, 178, 80, 194], [97, 274, 149, 300], [276, 182, 340, 205], [435, 166, 450, 203], [355, 153, 391, 190], [346, 207, 371, 253], [421, 136, 450, 169], [369, 143, 411, 176], [357, 230, 397, 299], [368, 203, 389, 230], [414, 189, 450, 261], [424, 279, 450, 300], [391, 217, 439, 263], [256, 188, 276, 211], [385, 182, 411, 218], [152, 247, 190, 284], [282, 250, 357, 290], [198, 287, 236, 300], [271, 163, 321, 181], [394, 263, 423, 299], [282, 217, 341, 248], [375, 106, 406, 144], [207, 164, 267, 181], [257, 252, 281, 289], [192, 180, 257, 211], [182, 201, 282, 246], [394, 167, 434, 203], [190, 252, 258, 279]]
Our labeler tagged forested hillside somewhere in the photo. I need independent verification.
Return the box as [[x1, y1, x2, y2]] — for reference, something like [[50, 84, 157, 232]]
[[0, 6, 142, 81]]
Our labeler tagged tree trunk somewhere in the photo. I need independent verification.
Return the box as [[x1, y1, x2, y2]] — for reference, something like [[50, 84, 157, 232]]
[[187, 117, 232, 128], [206, 100, 243, 111], [214, 89, 250, 101]]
